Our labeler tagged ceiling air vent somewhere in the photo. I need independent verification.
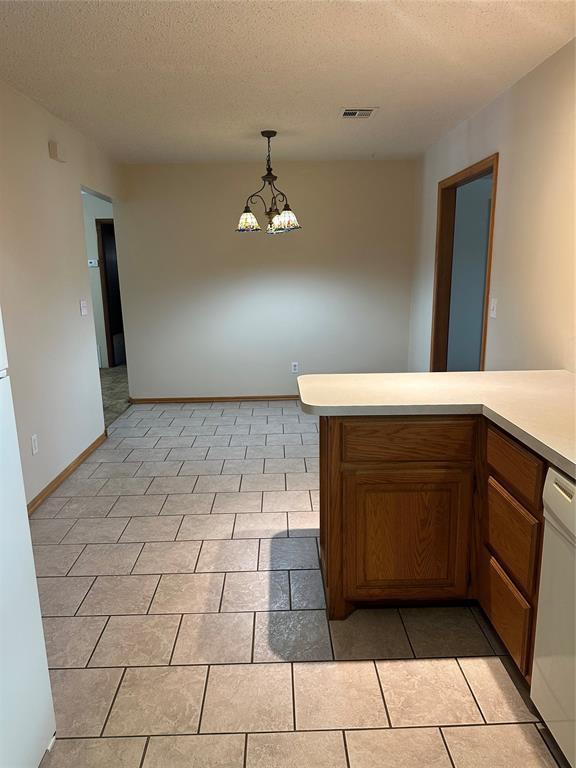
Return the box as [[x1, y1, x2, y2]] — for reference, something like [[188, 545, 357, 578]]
[[341, 108, 377, 119]]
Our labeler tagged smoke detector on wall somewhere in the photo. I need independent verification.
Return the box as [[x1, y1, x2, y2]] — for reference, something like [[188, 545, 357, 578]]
[[340, 108, 378, 119]]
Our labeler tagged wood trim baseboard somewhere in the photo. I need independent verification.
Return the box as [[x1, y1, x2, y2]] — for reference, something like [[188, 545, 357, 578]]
[[129, 395, 300, 404], [27, 431, 107, 516]]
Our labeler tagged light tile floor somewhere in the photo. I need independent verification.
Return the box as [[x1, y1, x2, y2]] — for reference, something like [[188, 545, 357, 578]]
[[31, 399, 560, 767], [99, 365, 130, 427]]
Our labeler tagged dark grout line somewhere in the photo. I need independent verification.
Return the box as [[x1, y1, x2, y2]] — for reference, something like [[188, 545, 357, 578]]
[[250, 612, 256, 664], [242, 732, 248, 768], [72, 576, 97, 617], [290, 662, 297, 731], [217, 573, 227, 613], [173, 515, 187, 542], [127, 542, 145, 575], [326, 609, 336, 662], [46, 605, 335, 620], [196, 664, 211, 735], [137, 736, 150, 768], [42, 562, 321, 580], [455, 657, 486, 723], [62, 543, 87, 576], [145, 575, 162, 615], [230, 513, 239, 541], [373, 659, 393, 727], [342, 729, 352, 768], [439, 726, 458, 768], [50, 719, 547, 744], [396, 609, 417, 659], [84, 615, 111, 668], [168, 614, 184, 666], [99, 665, 126, 738]]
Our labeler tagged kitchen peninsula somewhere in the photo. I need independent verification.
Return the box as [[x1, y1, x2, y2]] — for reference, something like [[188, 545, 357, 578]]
[[298, 370, 575, 677]]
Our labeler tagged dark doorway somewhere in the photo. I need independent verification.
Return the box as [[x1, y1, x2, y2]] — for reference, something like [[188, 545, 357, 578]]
[[430, 154, 498, 372], [96, 219, 126, 367]]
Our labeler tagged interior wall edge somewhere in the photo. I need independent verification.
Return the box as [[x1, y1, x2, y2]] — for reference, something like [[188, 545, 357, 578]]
[[408, 39, 575, 374], [0, 78, 121, 502]]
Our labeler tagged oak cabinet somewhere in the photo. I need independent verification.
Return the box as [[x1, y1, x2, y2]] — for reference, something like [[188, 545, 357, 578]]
[[343, 466, 473, 601], [478, 424, 545, 677], [320, 416, 476, 618], [320, 414, 548, 679]]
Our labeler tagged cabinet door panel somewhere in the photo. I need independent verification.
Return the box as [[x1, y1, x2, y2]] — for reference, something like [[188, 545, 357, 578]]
[[344, 467, 472, 601]]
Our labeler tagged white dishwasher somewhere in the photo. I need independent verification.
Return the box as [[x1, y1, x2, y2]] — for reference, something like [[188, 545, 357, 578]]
[[531, 467, 576, 767]]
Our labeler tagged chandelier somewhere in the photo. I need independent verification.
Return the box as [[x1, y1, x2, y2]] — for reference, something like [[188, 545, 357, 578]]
[[236, 130, 301, 235]]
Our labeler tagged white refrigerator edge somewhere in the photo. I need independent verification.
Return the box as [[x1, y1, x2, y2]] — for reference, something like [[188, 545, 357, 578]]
[[0, 307, 56, 767]]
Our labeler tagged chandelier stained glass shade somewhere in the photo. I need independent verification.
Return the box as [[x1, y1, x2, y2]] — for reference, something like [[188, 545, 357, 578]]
[[236, 130, 301, 235]]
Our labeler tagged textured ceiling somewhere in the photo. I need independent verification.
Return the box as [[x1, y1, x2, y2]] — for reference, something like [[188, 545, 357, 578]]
[[0, 1, 573, 162]]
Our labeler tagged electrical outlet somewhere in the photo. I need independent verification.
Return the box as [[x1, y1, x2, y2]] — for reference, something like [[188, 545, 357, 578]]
[[291, 361, 300, 374], [31, 434, 39, 455], [489, 297, 498, 318]]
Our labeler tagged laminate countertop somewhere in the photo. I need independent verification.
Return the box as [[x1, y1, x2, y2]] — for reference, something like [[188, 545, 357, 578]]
[[298, 370, 576, 478]]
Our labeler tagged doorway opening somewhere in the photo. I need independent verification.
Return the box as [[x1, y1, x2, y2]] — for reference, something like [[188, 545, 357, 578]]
[[96, 218, 126, 369], [81, 189, 129, 426], [430, 154, 498, 371]]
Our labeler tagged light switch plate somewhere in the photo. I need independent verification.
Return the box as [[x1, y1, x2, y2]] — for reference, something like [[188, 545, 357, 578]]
[[489, 297, 497, 318], [80, 299, 89, 316]]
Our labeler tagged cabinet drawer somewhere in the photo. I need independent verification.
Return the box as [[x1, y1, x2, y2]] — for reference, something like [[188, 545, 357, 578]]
[[486, 426, 545, 512], [479, 550, 532, 673], [342, 417, 476, 463], [485, 477, 540, 595]]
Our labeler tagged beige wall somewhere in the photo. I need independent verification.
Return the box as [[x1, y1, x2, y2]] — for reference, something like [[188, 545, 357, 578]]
[[114, 160, 421, 398], [409, 40, 575, 373], [0, 81, 118, 501]]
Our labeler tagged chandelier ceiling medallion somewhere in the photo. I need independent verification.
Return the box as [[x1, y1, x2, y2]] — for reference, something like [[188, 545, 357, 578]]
[[236, 130, 301, 235]]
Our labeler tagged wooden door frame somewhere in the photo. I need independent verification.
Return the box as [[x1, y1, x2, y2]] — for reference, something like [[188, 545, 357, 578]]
[[430, 153, 499, 371], [95, 218, 115, 368]]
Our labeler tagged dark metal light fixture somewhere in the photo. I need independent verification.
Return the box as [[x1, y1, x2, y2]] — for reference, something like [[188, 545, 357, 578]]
[[236, 130, 301, 235]]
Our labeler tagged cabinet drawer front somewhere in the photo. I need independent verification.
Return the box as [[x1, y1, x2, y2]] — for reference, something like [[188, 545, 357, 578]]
[[342, 418, 476, 463], [486, 426, 545, 511], [486, 477, 539, 595], [480, 550, 531, 673]]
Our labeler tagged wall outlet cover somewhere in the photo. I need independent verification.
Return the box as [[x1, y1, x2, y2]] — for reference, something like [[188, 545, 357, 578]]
[[291, 362, 300, 374]]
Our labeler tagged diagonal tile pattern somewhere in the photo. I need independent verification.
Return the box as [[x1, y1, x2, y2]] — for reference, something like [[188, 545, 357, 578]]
[[34, 399, 558, 767]]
